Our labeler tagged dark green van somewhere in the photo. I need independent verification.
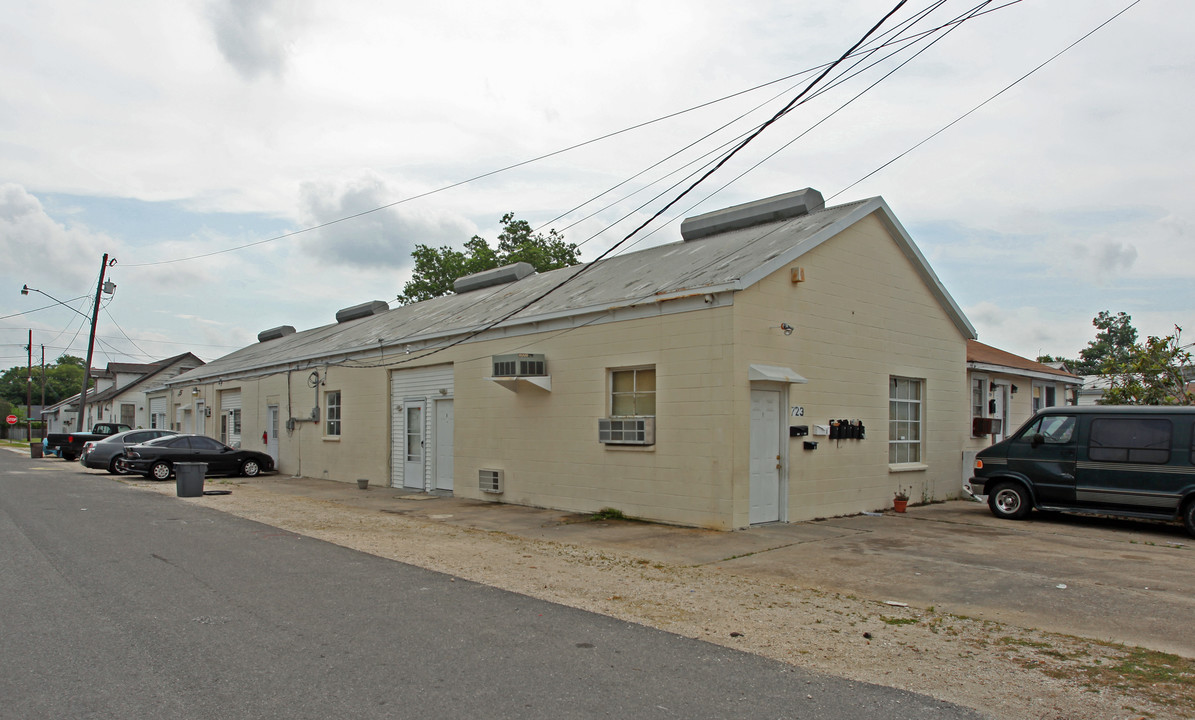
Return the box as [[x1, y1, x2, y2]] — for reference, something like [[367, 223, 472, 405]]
[[969, 406, 1195, 536]]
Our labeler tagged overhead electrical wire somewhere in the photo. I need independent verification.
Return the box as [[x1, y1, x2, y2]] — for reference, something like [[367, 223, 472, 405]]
[[613, 0, 999, 255], [554, 0, 984, 254], [827, 0, 1144, 202], [336, 0, 1135, 372], [538, 0, 963, 244], [325, 0, 911, 372], [119, 0, 1004, 271]]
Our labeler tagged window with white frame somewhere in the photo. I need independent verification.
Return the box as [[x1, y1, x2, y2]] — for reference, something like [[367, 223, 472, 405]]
[[325, 390, 341, 436], [1032, 383, 1057, 413], [889, 377, 923, 464], [611, 367, 655, 416], [970, 376, 986, 433]]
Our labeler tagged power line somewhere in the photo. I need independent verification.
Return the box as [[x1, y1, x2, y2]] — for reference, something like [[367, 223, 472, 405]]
[[331, 0, 912, 372], [117, 1, 988, 271], [828, 0, 1144, 202]]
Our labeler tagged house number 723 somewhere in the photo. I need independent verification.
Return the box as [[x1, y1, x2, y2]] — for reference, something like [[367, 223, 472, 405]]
[[791, 406, 804, 417]]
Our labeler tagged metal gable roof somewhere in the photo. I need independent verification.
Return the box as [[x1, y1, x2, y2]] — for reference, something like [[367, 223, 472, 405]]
[[173, 194, 973, 384]]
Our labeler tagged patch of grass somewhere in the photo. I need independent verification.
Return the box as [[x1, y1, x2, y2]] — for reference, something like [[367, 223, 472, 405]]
[[880, 616, 918, 626], [591, 507, 627, 521]]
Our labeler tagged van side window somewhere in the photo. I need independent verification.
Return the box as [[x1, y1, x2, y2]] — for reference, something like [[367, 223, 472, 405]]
[[1089, 418, 1171, 464], [1024, 415, 1075, 444]]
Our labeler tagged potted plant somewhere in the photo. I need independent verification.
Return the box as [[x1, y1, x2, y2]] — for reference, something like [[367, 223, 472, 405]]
[[893, 486, 909, 513]]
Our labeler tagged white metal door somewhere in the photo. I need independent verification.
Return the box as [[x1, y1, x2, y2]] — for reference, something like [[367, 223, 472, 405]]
[[403, 401, 426, 489], [266, 405, 279, 464], [749, 389, 782, 524], [433, 399, 454, 491]]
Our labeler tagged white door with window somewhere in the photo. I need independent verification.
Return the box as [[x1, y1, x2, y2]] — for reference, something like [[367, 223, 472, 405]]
[[433, 399, 454, 491], [403, 401, 426, 490], [266, 405, 279, 464], [389, 365, 455, 490], [992, 384, 1009, 443], [749, 389, 783, 524]]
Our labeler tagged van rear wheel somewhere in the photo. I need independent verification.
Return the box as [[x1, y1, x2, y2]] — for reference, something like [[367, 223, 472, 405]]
[[1182, 499, 1195, 538], [988, 481, 1031, 520]]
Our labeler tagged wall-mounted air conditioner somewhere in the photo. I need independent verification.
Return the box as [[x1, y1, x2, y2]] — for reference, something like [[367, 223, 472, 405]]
[[491, 353, 547, 377], [479, 468, 504, 494], [972, 417, 1003, 436], [598, 417, 655, 446]]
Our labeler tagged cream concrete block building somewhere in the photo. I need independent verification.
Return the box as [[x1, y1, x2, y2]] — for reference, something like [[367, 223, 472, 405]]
[[167, 189, 979, 530]]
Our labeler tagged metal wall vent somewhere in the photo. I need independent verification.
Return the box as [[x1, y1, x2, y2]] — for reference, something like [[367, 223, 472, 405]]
[[479, 468, 504, 494], [335, 300, 389, 323], [598, 417, 655, 446], [257, 325, 296, 342], [453, 262, 535, 294], [491, 353, 547, 377], [680, 188, 825, 241]]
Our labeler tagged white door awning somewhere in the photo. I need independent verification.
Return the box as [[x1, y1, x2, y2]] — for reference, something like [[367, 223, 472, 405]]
[[749, 364, 807, 384]]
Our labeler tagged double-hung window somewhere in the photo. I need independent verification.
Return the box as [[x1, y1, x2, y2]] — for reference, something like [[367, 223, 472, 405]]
[[611, 367, 655, 417], [600, 367, 656, 445], [889, 377, 922, 465], [325, 390, 341, 437]]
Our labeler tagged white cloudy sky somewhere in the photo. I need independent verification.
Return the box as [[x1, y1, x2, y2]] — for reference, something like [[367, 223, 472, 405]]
[[1, 0, 1191, 373]]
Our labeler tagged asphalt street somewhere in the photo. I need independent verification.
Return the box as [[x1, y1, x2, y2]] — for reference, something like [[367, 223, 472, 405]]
[[0, 451, 985, 720]]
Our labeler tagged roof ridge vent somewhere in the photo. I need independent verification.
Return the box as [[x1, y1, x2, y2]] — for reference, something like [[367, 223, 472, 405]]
[[680, 188, 824, 241], [257, 325, 296, 342], [453, 262, 535, 294], [335, 300, 390, 323]]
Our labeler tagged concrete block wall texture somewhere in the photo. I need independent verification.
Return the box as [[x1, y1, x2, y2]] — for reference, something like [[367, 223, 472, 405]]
[[733, 212, 969, 523]]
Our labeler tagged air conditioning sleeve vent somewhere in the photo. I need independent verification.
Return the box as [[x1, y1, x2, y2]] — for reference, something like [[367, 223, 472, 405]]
[[598, 417, 655, 446], [479, 468, 504, 494]]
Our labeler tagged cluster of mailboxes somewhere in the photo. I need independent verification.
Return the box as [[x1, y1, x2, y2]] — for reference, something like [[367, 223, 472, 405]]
[[829, 419, 865, 439], [789, 420, 866, 440]]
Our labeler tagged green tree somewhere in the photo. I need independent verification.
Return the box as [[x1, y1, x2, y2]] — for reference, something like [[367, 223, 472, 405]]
[[1082, 311, 1138, 375], [0, 354, 88, 406], [1040, 311, 1139, 376], [396, 213, 580, 305], [1101, 326, 1193, 405]]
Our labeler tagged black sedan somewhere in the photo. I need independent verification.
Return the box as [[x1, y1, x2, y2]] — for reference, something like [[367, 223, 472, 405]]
[[123, 434, 274, 480], [81, 428, 178, 474]]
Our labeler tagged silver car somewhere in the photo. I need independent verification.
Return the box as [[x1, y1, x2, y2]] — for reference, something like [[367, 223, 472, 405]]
[[80, 429, 178, 474]]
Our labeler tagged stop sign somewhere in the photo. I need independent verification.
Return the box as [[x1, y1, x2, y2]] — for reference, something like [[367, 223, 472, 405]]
[[5, 415, 16, 425]]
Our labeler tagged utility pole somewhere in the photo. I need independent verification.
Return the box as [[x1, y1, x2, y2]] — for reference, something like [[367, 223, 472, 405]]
[[78, 254, 114, 429], [26, 330, 32, 442], [40, 345, 46, 440]]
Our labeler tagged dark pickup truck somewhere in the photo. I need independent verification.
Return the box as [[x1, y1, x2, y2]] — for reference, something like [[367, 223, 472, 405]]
[[46, 423, 133, 461]]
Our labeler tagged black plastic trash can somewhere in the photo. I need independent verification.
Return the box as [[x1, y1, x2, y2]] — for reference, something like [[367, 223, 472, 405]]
[[175, 462, 207, 497]]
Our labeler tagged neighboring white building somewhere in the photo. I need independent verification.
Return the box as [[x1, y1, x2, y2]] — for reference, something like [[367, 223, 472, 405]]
[[77, 354, 205, 429]]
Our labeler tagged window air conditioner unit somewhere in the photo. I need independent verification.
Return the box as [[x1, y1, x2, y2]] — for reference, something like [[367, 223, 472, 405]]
[[972, 417, 1002, 436], [598, 417, 655, 446], [491, 353, 547, 377], [479, 468, 504, 494]]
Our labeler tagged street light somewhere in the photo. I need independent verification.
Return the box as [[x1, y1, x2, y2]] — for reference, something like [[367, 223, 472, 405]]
[[20, 255, 117, 429]]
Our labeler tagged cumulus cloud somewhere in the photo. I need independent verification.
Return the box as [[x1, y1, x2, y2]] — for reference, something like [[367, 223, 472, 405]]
[[296, 172, 475, 269], [0, 184, 109, 288], [205, 0, 308, 81]]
